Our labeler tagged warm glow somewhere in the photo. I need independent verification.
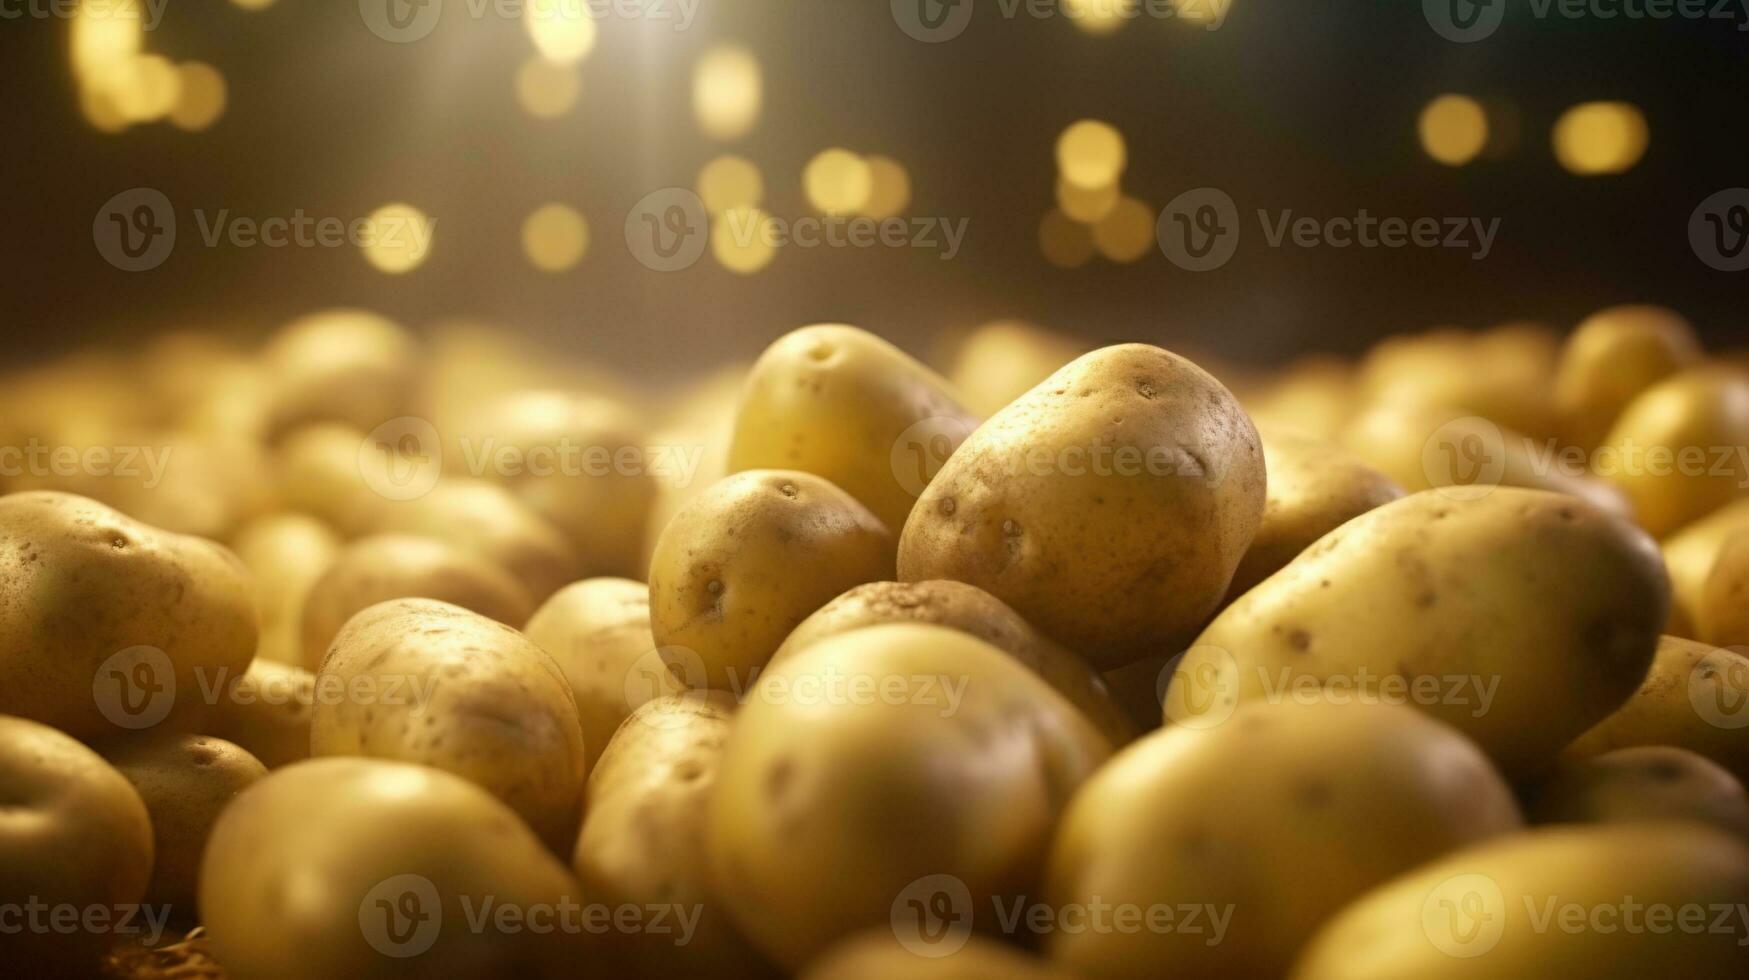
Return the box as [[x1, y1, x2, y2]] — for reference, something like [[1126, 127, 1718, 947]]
[[169, 62, 227, 132], [693, 45, 762, 141], [107, 54, 181, 124], [1093, 196, 1155, 263], [1057, 176, 1120, 224], [1057, 119, 1127, 190], [361, 203, 435, 274], [525, 1, 598, 64], [522, 204, 589, 272], [1419, 94, 1488, 167], [1039, 209, 1095, 268], [1065, 0, 1136, 34], [229, 0, 276, 8], [697, 155, 765, 215], [515, 57, 580, 119], [712, 206, 778, 274], [860, 156, 912, 220], [1553, 101, 1649, 176], [71, 1, 142, 81], [803, 148, 873, 215]]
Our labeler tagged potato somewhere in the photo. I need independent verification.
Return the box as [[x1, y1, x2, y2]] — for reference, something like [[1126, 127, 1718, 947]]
[[1359, 324, 1560, 440], [574, 694, 773, 978], [201, 757, 581, 979], [275, 422, 388, 535], [1662, 499, 1749, 637], [1599, 366, 1749, 536], [371, 478, 580, 603], [99, 733, 267, 914], [1227, 427, 1404, 599], [805, 930, 1074, 980], [310, 598, 586, 848], [1240, 356, 1355, 442], [899, 343, 1266, 669], [231, 512, 342, 665], [945, 320, 1086, 417], [1564, 636, 1749, 784], [522, 577, 686, 774], [1530, 746, 1749, 839], [0, 491, 258, 738], [1554, 305, 1699, 450], [772, 579, 1135, 746], [1046, 701, 1520, 980], [1698, 530, 1749, 647], [300, 534, 534, 670], [204, 658, 316, 769], [1289, 825, 1749, 979], [728, 324, 980, 533], [1340, 402, 1631, 518], [649, 470, 893, 693], [709, 624, 1110, 969], [263, 309, 419, 438], [0, 715, 154, 973], [1175, 488, 1669, 776]]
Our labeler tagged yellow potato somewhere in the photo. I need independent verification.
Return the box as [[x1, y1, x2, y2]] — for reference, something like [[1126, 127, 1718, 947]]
[[275, 422, 390, 536], [728, 324, 980, 533], [1240, 356, 1356, 442], [263, 309, 419, 438], [708, 623, 1111, 969], [1599, 366, 1749, 536], [523, 577, 686, 774], [1554, 304, 1699, 450], [1564, 636, 1749, 784], [1530, 746, 1749, 839], [1046, 701, 1520, 980], [772, 579, 1135, 746], [0, 715, 154, 973], [300, 534, 534, 669], [1227, 427, 1404, 599], [899, 343, 1266, 670], [370, 478, 580, 603], [945, 320, 1086, 417], [574, 694, 773, 978], [1359, 323, 1560, 440], [310, 598, 586, 848], [99, 732, 267, 914], [1662, 499, 1749, 637], [0, 491, 257, 738], [1176, 488, 1669, 776], [1698, 530, 1749, 647], [201, 757, 581, 979], [204, 657, 316, 769], [649, 470, 893, 693], [1290, 825, 1749, 979], [231, 512, 342, 665], [805, 930, 1074, 980]]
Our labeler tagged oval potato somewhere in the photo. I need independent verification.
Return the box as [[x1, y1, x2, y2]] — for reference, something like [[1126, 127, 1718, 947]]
[[1531, 746, 1749, 839], [1599, 366, 1749, 536], [370, 478, 580, 603], [204, 657, 317, 770], [1554, 304, 1699, 450], [1563, 636, 1749, 784], [231, 512, 341, 666]]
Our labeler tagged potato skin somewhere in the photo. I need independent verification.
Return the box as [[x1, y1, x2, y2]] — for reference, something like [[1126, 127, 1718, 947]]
[[1289, 825, 1749, 979], [523, 577, 686, 774], [370, 478, 580, 604], [1178, 488, 1669, 777], [649, 470, 894, 693], [728, 324, 980, 533], [1046, 701, 1520, 980], [300, 534, 535, 669], [708, 624, 1111, 970], [1554, 304, 1699, 450], [772, 579, 1135, 746], [1599, 366, 1749, 536], [574, 694, 774, 979], [0, 491, 258, 739], [899, 344, 1266, 670], [1227, 427, 1404, 599], [1530, 746, 1749, 839], [230, 511, 341, 666], [263, 308, 418, 439], [1662, 499, 1749, 637], [99, 733, 267, 914], [201, 757, 582, 980], [804, 930, 1075, 980], [310, 599, 586, 849], [204, 657, 316, 769], [1563, 636, 1749, 784], [0, 714, 153, 974], [1698, 530, 1749, 647]]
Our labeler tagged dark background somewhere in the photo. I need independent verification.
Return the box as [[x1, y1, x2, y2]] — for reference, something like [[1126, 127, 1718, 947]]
[[5, 0, 1746, 376]]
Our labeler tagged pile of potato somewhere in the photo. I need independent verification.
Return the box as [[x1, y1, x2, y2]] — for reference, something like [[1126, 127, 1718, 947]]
[[2, 307, 1748, 979]]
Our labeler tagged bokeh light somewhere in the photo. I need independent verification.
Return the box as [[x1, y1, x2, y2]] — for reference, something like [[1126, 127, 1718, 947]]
[[712, 206, 778, 274], [1552, 101, 1649, 176], [1039, 209, 1096, 268], [803, 148, 873, 215], [1057, 119, 1127, 190], [860, 156, 912, 220], [169, 62, 227, 132], [229, 0, 276, 9], [522, 204, 589, 272], [1418, 94, 1488, 167], [1064, 0, 1136, 34], [1057, 176, 1120, 224], [108, 54, 181, 124], [525, 1, 598, 64], [361, 203, 435, 275], [693, 45, 762, 141], [697, 155, 765, 215], [515, 57, 581, 119], [1093, 196, 1156, 263]]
